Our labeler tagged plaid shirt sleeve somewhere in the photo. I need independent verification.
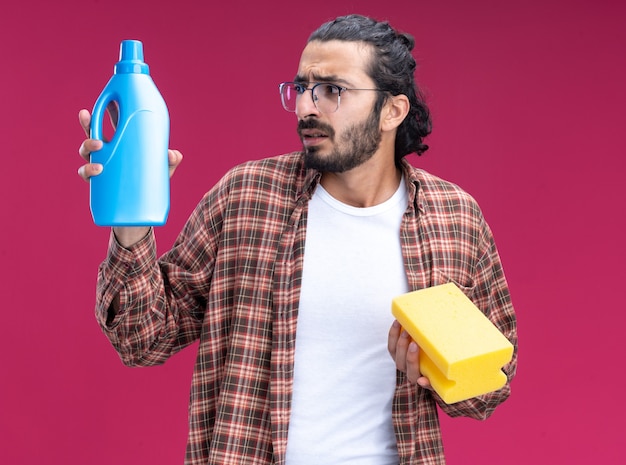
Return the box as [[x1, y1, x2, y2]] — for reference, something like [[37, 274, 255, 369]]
[[94, 153, 314, 464], [419, 164, 517, 413], [94, 227, 206, 366], [394, 162, 518, 463], [434, 211, 517, 420]]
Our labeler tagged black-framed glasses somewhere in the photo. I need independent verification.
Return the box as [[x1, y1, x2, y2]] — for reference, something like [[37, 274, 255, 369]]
[[278, 81, 385, 114]]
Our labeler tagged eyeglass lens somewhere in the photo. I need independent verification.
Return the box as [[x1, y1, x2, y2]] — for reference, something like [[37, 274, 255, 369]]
[[280, 83, 340, 113]]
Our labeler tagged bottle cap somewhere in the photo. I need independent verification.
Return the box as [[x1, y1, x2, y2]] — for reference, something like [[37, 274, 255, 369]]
[[114, 40, 150, 74]]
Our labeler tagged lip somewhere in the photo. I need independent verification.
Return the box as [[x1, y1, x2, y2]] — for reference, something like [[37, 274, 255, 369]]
[[302, 136, 327, 147], [300, 129, 329, 146]]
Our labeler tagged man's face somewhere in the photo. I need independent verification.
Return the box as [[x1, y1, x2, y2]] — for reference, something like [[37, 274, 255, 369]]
[[294, 40, 383, 172]]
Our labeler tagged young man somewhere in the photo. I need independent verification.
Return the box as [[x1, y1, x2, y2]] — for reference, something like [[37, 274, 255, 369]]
[[78, 14, 517, 465]]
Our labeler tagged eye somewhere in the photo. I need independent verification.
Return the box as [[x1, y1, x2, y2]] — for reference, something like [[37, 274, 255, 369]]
[[293, 82, 307, 94], [319, 83, 341, 96]]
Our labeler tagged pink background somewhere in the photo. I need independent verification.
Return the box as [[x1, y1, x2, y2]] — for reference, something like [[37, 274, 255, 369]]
[[1, 0, 624, 463]]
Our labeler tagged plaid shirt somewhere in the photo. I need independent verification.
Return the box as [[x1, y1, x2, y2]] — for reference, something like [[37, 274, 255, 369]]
[[96, 152, 517, 465]]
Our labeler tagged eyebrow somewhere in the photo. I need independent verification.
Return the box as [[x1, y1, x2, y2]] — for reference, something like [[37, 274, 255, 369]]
[[294, 73, 352, 87]]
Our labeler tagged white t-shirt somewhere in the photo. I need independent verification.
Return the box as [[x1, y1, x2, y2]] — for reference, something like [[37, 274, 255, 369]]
[[285, 179, 409, 465]]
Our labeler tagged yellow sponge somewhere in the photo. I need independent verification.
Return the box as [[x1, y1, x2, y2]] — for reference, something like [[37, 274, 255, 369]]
[[391, 283, 513, 404]]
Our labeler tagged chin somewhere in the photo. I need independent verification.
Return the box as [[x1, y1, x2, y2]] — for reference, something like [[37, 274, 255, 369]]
[[304, 150, 357, 173]]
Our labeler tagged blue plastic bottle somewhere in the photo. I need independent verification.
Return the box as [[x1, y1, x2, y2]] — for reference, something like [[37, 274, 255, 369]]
[[90, 40, 170, 226]]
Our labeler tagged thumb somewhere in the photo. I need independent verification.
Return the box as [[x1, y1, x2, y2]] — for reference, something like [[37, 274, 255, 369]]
[[168, 149, 183, 178]]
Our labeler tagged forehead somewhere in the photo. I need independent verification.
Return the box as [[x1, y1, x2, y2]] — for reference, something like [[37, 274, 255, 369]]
[[297, 40, 373, 84]]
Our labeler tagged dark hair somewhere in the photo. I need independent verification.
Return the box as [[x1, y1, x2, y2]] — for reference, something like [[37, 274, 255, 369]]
[[308, 14, 432, 161]]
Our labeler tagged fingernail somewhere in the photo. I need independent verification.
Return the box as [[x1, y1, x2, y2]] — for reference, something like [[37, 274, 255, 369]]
[[94, 164, 103, 174], [409, 342, 418, 352]]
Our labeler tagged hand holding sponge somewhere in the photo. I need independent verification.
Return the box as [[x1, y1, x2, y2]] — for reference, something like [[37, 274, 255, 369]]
[[391, 283, 513, 404]]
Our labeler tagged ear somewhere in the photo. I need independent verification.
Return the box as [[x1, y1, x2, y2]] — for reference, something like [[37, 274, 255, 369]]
[[381, 94, 410, 132]]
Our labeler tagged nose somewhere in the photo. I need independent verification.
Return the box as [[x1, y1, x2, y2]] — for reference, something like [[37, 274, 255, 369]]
[[295, 88, 320, 119]]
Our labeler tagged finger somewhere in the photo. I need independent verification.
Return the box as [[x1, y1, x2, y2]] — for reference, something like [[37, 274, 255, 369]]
[[106, 101, 119, 129], [388, 320, 402, 358], [78, 109, 92, 137], [416, 376, 432, 390], [168, 149, 183, 167], [78, 138, 103, 162], [405, 342, 421, 384], [168, 149, 183, 178], [77, 163, 103, 182], [394, 329, 412, 373]]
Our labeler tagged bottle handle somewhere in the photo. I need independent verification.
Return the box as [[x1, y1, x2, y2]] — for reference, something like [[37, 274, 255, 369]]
[[90, 89, 120, 165], [89, 89, 120, 138]]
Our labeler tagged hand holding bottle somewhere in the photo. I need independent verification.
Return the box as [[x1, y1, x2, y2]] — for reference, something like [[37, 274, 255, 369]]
[[77, 108, 183, 247], [77, 109, 182, 181]]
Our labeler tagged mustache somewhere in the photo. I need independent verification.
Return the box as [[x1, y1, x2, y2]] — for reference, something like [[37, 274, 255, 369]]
[[297, 119, 335, 138]]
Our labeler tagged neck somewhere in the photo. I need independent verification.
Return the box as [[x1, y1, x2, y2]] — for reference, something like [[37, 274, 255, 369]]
[[320, 155, 402, 208]]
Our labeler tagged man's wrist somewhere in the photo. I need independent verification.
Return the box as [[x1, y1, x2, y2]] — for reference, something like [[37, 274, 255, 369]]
[[112, 226, 151, 249]]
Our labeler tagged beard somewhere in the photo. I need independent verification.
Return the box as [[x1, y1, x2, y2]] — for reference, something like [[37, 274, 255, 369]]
[[299, 110, 382, 173]]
